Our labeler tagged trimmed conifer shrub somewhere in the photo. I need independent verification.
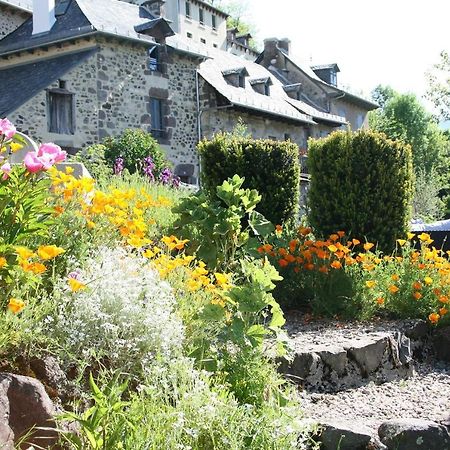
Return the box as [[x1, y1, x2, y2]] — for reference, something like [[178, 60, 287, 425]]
[[198, 132, 300, 224], [308, 130, 413, 252]]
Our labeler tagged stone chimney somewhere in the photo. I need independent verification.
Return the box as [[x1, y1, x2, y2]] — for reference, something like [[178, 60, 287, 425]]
[[263, 38, 279, 62], [32, 0, 56, 35], [278, 38, 291, 55]]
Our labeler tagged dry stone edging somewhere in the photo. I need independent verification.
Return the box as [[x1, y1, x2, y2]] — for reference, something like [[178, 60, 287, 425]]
[[378, 418, 450, 450], [0, 372, 59, 449], [279, 330, 414, 392]]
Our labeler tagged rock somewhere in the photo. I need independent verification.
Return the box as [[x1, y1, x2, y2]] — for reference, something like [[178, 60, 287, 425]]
[[378, 418, 450, 450], [290, 352, 323, 381], [403, 320, 430, 340], [317, 346, 348, 377], [347, 335, 388, 376], [30, 355, 68, 394], [0, 373, 59, 449], [432, 326, 450, 362], [318, 419, 373, 450]]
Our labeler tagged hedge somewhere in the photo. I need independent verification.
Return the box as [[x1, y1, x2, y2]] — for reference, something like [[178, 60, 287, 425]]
[[198, 133, 300, 224], [308, 129, 414, 252]]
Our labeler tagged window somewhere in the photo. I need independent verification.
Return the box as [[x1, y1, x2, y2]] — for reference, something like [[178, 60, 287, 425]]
[[48, 80, 74, 135], [199, 8, 204, 24], [213, 43, 218, 48], [150, 98, 164, 138], [148, 46, 159, 71], [185, 1, 191, 18], [200, 38, 206, 44], [330, 71, 337, 87], [238, 74, 245, 88], [187, 32, 192, 38], [264, 83, 270, 96], [212, 14, 216, 30], [284, 133, 291, 141]]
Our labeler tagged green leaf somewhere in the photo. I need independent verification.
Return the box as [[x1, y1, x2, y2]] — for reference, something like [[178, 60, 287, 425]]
[[248, 211, 274, 237]]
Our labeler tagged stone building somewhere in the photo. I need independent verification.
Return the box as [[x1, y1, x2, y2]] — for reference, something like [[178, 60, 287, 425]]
[[0, 0, 377, 180], [257, 38, 378, 136]]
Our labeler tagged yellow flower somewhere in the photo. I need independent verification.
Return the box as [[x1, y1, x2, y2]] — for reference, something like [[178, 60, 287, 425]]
[[424, 276, 433, 286], [389, 285, 399, 294], [37, 245, 65, 260], [365, 280, 376, 289], [0, 257, 6, 268], [68, 278, 86, 292], [407, 232, 415, 240], [28, 262, 46, 274], [15, 246, 35, 260], [418, 233, 433, 244], [328, 244, 338, 253], [363, 242, 375, 251], [8, 298, 25, 314], [391, 274, 400, 282], [9, 142, 23, 153], [396, 239, 407, 246]]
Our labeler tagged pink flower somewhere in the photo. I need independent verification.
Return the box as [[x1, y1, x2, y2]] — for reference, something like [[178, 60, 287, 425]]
[[23, 151, 44, 173], [1, 162, 11, 180], [0, 118, 16, 140], [38, 143, 66, 163], [23, 143, 66, 173]]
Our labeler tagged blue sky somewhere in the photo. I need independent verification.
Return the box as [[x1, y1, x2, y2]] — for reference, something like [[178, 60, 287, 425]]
[[244, 0, 449, 114]]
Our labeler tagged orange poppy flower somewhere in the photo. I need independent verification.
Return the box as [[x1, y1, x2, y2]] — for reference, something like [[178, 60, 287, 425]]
[[364, 243, 375, 251], [389, 285, 399, 294], [412, 291, 422, 300], [330, 261, 342, 269], [429, 313, 440, 324]]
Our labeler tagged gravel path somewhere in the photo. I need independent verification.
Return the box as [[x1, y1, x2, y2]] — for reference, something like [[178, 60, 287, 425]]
[[299, 362, 450, 432], [284, 313, 450, 432]]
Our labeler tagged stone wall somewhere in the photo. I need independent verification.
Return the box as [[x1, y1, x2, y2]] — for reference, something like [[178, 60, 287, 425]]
[[7, 41, 99, 149], [0, 5, 29, 39], [330, 98, 369, 130]]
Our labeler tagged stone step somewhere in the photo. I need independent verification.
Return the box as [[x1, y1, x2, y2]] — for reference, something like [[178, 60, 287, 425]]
[[278, 319, 429, 392]]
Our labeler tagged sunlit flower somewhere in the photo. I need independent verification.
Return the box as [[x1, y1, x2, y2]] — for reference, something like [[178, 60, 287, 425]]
[[8, 298, 24, 314], [391, 274, 400, 281], [330, 261, 342, 269], [429, 313, 440, 324], [37, 245, 65, 260], [352, 238, 360, 246], [407, 232, 415, 240], [68, 278, 86, 292], [376, 297, 385, 305], [0, 257, 6, 268], [363, 242, 375, 251], [278, 259, 289, 268], [328, 244, 338, 253], [412, 291, 422, 300], [365, 280, 376, 289], [396, 239, 407, 246], [424, 276, 433, 286], [439, 307, 448, 316], [15, 246, 34, 260], [412, 281, 422, 290], [389, 285, 399, 294]]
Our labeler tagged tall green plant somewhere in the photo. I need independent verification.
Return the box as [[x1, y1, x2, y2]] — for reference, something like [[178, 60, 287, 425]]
[[308, 130, 413, 252]]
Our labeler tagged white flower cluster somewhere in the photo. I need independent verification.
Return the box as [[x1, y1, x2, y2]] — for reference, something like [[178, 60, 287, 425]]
[[47, 247, 184, 373]]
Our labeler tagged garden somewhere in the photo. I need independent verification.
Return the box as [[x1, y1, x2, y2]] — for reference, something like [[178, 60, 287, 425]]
[[1, 119, 449, 450]]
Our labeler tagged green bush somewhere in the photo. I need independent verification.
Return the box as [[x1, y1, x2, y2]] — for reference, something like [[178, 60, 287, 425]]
[[198, 133, 300, 225], [308, 130, 413, 252], [103, 129, 167, 176], [71, 144, 111, 180]]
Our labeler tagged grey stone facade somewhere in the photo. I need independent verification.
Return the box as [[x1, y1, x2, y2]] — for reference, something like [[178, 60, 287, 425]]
[[0, 4, 28, 38]]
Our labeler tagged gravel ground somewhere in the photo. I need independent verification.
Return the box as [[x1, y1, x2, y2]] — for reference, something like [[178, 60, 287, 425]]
[[284, 313, 450, 432]]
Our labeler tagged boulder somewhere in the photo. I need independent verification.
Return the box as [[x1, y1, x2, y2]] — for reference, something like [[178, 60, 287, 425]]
[[378, 418, 450, 450], [432, 325, 450, 362], [0, 373, 59, 449], [347, 335, 388, 376], [318, 419, 373, 450]]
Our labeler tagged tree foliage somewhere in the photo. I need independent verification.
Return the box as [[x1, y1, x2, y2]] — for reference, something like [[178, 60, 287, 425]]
[[426, 50, 450, 121]]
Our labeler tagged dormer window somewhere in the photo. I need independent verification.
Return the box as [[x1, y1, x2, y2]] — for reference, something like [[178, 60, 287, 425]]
[[222, 67, 249, 88], [311, 63, 340, 87], [283, 83, 302, 101], [249, 77, 273, 96]]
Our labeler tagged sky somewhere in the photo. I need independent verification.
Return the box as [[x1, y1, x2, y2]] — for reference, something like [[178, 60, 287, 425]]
[[240, 0, 449, 110]]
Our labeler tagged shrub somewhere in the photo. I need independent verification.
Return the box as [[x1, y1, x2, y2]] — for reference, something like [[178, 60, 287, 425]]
[[71, 144, 111, 180], [46, 247, 184, 375], [103, 129, 167, 177], [308, 130, 413, 252], [198, 132, 300, 225]]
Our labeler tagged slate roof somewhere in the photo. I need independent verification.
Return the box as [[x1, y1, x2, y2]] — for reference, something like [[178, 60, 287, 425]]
[[0, 0, 171, 56], [0, 48, 98, 116], [285, 98, 347, 126], [198, 48, 316, 125]]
